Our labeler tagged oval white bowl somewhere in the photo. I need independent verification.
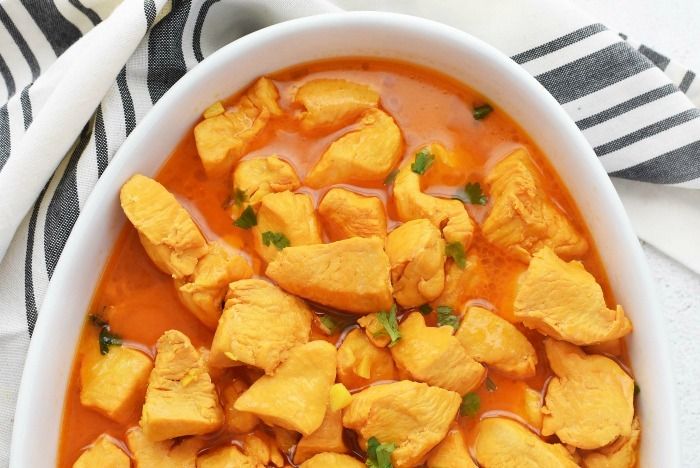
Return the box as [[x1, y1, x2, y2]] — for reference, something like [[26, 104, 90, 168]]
[[10, 11, 680, 467]]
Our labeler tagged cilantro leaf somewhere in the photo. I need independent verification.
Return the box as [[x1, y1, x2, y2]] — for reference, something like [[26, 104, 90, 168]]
[[462, 182, 488, 205], [418, 304, 432, 315], [98, 327, 122, 355], [485, 376, 497, 392], [319, 315, 340, 335], [262, 231, 290, 250], [445, 242, 467, 269], [88, 314, 108, 328], [233, 205, 257, 229], [473, 103, 493, 120], [410, 148, 435, 175], [436, 305, 460, 330], [460, 392, 480, 417], [376, 304, 401, 347], [366, 436, 396, 468], [384, 169, 399, 186], [233, 188, 248, 206]]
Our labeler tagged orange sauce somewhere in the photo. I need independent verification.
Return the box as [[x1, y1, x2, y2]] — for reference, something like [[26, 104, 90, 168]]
[[57, 58, 629, 467]]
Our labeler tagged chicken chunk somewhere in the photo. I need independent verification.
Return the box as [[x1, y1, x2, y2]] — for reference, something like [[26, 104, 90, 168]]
[[294, 78, 380, 132], [127, 427, 204, 468], [474, 417, 579, 467], [420, 143, 466, 187], [427, 429, 477, 468], [393, 160, 474, 248], [242, 432, 285, 467], [318, 188, 387, 240], [482, 148, 588, 262], [583, 417, 641, 468], [300, 453, 365, 468], [305, 109, 402, 188], [523, 387, 543, 430], [80, 342, 152, 423], [294, 408, 347, 463], [231, 155, 301, 214], [120, 174, 208, 279], [175, 243, 253, 329], [72, 435, 130, 468], [343, 380, 461, 468], [209, 279, 312, 372], [221, 378, 259, 433], [357, 313, 391, 348], [390, 313, 485, 394], [266, 237, 393, 314], [514, 247, 632, 345], [455, 306, 537, 379], [429, 260, 469, 310], [337, 328, 397, 388], [234, 340, 337, 435], [252, 191, 322, 263], [541, 339, 635, 450], [141, 330, 223, 441], [196, 446, 257, 468], [385, 219, 446, 307], [194, 77, 282, 177]]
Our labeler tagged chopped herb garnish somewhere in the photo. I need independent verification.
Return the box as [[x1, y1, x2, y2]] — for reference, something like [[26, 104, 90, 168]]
[[366, 436, 396, 468], [233, 188, 247, 206], [98, 327, 122, 355], [233, 205, 257, 229], [473, 103, 493, 120], [410, 148, 435, 175], [485, 376, 497, 392], [462, 182, 488, 205], [436, 305, 460, 330], [418, 304, 432, 315], [384, 169, 399, 186], [376, 304, 401, 347], [445, 242, 467, 269], [261, 231, 290, 250], [319, 315, 340, 335], [634, 382, 640, 397], [88, 314, 108, 328], [460, 392, 480, 417]]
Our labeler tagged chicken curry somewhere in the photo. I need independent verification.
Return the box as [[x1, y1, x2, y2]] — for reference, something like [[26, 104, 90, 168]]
[[59, 59, 641, 468]]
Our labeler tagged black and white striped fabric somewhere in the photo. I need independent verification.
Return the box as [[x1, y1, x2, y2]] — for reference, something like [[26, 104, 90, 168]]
[[0, 0, 698, 463]]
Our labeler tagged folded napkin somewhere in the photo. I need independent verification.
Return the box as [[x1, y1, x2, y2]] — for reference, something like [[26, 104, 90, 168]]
[[0, 0, 698, 464]]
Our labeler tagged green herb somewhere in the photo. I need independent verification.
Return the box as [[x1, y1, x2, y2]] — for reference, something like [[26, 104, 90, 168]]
[[383, 169, 399, 186], [88, 314, 108, 328], [366, 436, 396, 468], [436, 305, 459, 330], [98, 327, 122, 355], [485, 376, 497, 392], [460, 392, 480, 417], [445, 242, 467, 269], [376, 304, 401, 347], [410, 148, 435, 175], [418, 304, 432, 315], [319, 315, 340, 335], [634, 382, 640, 397], [233, 188, 248, 206], [262, 231, 290, 250], [473, 103, 493, 120], [233, 205, 257, 229], [462, 182, 488, 205]]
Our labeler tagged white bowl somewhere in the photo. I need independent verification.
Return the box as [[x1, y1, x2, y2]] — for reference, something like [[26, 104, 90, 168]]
[[10, 11, 680, 467]]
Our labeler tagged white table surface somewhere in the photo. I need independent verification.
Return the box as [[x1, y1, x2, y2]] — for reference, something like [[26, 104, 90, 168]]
[[574, 1, 700, 466]]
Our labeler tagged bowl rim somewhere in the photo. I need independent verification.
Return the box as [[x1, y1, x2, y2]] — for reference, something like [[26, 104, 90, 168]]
[[10, 10, 680, 467]]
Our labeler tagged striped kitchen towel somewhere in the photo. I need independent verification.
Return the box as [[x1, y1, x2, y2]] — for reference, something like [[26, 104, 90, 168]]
[[0, 0, 698, 464]]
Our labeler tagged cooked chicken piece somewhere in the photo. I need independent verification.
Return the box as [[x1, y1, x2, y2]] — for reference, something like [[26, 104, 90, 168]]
[[318, 188, 387, 240], [357, 313, 391, 348], [523, 386, 543, 430], [474, 417, 579, 467], [514, 247, 632, 345], [221, 378, 259, 433], [197, 445, 257, 468], [272, 426, 299, 454], [294, 79, 380, 132], [294, 408, 347, 463], [300, 453, 365, 468], [343, 380, 461, 468], [141, 330, 223, 441], [429, 260, 468, 310], [482, 148, 588, 262], [390, 313, 485, 394], [541, 339, 634, 450], [583, 417, 641, 468], [585, 338, 624, 357], [455, 306, 537, 379], [427, 428, 477, 468], [242, 432, 285, 467], [234, 341, 337, 435], [420, 143, 467, 187], [305, 109, 402, 188], [72, 435, 130, 468], [120, 174, 208, 279], [385, 219, 446, 307], [194, 77, 282, 177], [252, 191, 322, 263], [266, 237, 393, 314], [209, 279, 312, 372], [337, 328, 397, 387], [231, 155, 301, 215], [79, 341, 152, 423], [127, 427, 204, 468], [175, 243, 253, 329], [393, 159, 474, 248]]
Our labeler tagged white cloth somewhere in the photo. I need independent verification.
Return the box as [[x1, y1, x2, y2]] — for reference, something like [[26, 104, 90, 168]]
[[0, 0, 698, 466]]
